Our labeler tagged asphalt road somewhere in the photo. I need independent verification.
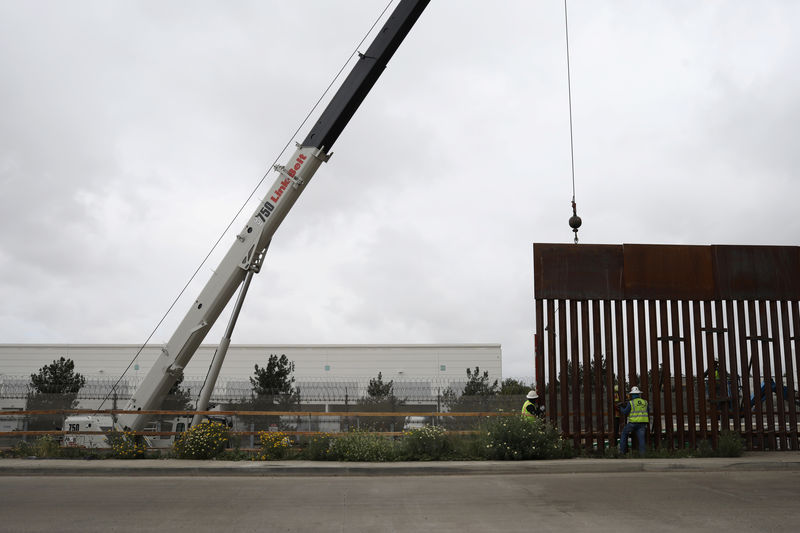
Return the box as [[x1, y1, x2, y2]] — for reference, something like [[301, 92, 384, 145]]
[[2, 471, 799, 532]]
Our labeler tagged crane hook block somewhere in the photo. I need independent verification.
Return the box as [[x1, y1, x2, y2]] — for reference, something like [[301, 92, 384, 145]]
[[569, 200, 582, 244]]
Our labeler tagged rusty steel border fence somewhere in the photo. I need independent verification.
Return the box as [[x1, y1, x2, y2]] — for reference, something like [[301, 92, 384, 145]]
[[533, 243, 800, 452]]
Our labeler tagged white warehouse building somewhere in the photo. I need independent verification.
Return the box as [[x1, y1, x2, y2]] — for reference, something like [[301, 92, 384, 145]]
[[0, 343, 502, 408]]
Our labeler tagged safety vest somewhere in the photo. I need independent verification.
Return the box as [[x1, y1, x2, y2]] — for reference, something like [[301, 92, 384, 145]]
[[522, 399, 538, 417], [628, 398, 649, 423]]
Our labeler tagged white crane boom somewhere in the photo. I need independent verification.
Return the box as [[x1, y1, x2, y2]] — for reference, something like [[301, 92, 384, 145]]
[[112, 0, 430, 433]]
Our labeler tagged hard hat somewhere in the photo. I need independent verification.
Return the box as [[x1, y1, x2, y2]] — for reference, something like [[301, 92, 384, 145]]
[[629, 386, 643, 395], [526, 390, 538, 399], [613, 385, 619, 391]]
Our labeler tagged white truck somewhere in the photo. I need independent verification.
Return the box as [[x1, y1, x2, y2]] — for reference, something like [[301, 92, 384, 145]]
[[63, 0, 430, 448], [62, 415, 114, 448]]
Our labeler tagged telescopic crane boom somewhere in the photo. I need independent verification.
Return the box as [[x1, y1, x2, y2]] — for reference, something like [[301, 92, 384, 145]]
[[116, 0, 430, 433]]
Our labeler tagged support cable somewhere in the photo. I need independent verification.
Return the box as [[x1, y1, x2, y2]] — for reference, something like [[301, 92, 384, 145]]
[[564, 0, 582, 244], [97, 0, 397, 411]]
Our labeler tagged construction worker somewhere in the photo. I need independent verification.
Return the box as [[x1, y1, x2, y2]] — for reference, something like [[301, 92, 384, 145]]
[[613, 384, 622, 436], [619, 386, 649, 456], [522, 390, 545, 419], [704, 359, 720, 394], [704, 359, 730, 408]]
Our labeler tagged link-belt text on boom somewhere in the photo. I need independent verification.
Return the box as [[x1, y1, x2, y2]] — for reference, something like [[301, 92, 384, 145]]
[[254, 154, 308, 224], [287, 153, 307, 177]]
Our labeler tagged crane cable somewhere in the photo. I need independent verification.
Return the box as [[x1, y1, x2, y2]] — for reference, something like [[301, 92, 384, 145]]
[[564, 0, 582, 244], [96, 0, 398, 411]]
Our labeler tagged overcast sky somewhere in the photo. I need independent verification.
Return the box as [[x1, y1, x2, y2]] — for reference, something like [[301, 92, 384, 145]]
[[1, 1, 799, 379]]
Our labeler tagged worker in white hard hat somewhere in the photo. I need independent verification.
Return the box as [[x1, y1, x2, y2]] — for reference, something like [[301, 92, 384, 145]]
[[522, 390, 545, 419], [619, 386, 650, 456]]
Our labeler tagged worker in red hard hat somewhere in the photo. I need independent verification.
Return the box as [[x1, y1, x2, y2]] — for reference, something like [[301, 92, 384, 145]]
[[522, 390, 545, 419], [619, 386, 650, 456]]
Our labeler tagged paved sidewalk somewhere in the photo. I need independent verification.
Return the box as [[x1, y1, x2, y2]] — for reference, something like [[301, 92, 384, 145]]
[[1, 451, 799, 476]]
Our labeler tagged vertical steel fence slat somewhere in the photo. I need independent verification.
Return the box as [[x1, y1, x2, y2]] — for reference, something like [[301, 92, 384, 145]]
[[779, 300, 798, 450], [725, 300, 742, 433], [724, 300, 742, 434], [671, 300, 686, 448], [581, 301, 592, 449], [546, 299, 558, 426], [791, 301, 800, 449], [714, 300, 731, 430], [648, 300, 661, 448], [703, 300, 719, 447], [658, 300, 674, 448], [604, 301, 616, 445], [625, 299, 638, 448], [747, 300, 764, 449], [558, 299, 569, 436], [626, 300, 637, 391], [758, 300, 776, 449], [681, 300, 697, 448], [737, 300, 754, 449], [693, 301, 708, 442], [591, 300, 604, 449], [569, 300, 580, 448], [536, 298, 546, 418], [636, 299, 650, 447], [614, 300, 626, 446], [768, 300, 787, 449], [624, 300, 639, 448]]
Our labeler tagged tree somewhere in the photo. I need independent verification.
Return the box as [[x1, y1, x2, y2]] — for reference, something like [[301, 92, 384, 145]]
[[250, 354, 298, 398], [245, 354, 300, 431], [29, 357, 86, 396], [366, 372, 394, 401], [161, 374, 193, 412], [356, 372, 406, 432], [499, 378, 529, 396], [441, 366, 499, 429], [462, 366, 499, 398], [27, 357, 86, 430], [496, 378, 531, 412]]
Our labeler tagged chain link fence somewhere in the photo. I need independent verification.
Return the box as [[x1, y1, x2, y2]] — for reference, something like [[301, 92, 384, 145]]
[[0, 375, 535, 448]]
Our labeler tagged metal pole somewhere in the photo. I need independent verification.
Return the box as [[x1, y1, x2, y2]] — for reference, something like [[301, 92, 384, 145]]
[[192, 269, 255, 427]]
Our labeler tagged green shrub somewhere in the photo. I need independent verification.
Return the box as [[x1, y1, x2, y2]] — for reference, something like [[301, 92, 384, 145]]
[[217, 448, 253, 461], [695, 438, 715, 458], [31, 436, 61, 458], [7, 440, 34, 458], [637, 445, 693, 459], [105, 431, 146, 459], [172, 419, 230, 459], [299, 433, 334, 460], [254, 431, 293, 460], [328, 430, 396, 462], [451, 432, 490, 460], [717, 430, 744, 457], [9, 436, 60, 458], [399, 425, 452, 460], [485, 415, 570, 460]]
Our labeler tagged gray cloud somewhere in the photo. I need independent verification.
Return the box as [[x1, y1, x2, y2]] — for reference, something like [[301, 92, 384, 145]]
[[2, 1, 799, 378]]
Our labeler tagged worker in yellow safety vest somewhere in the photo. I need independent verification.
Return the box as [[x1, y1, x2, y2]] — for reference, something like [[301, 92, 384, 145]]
[[613, 384, 622, 435], [619, 386, 650, 456], [522, 390, 545, 419]]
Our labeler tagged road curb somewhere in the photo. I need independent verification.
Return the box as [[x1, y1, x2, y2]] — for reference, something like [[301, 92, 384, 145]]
[[2, 455, 799, 477]]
